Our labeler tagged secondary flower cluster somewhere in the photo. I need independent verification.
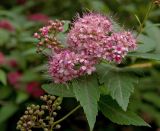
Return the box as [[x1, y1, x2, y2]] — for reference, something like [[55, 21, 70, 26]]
[[35, 13, 137, 83], [34, 20, 64, 53]]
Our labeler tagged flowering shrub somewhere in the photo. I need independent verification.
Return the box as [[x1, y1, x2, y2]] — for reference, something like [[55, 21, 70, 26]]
[[32, 11, 158, 130], [0, 0, 160, 131]]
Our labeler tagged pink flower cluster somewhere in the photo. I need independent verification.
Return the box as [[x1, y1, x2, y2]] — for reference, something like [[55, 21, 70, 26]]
[[48, 50, 96, 83], [67, 13, 112, 48], [67, 13, 136, 63], [35, 13, 136, 83]]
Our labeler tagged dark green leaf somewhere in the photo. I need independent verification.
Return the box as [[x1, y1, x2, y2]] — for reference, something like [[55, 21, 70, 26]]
[[72, 76, 100, 131], [0, 87, 11, 100], [97, 63, 138, 111], [99, 96, 150, 126], [129, 21, 160, 60], [136, 34, 156, 53], [0, 103, 18, 123], [145, 21, 160, 53]]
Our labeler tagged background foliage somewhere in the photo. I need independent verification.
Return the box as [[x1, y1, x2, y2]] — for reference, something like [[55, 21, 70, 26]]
[[0, 0, 160, 131]]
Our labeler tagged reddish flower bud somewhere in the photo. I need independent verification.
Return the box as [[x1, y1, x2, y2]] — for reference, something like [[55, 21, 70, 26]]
[[28, 13, 49, 24], [0, 20, 14, 32], [26, 82, 45, 98], [7, 71, 22, 86]]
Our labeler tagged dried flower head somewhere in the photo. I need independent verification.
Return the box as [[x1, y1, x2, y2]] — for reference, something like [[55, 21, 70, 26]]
[[154, 0, 160, 6]]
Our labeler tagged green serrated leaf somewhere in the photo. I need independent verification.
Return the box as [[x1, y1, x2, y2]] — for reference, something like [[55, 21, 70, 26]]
[[145, 21, 160, 53], [72, 76, 100, 131], [97, 63, 138, 111], [136, 34, 156, 53], [0, 103, 18, 123], [0, 70, 7, 85], [42, 83, 74, 97], [129, 21, 160, 60], [99, 95, 150, 127]]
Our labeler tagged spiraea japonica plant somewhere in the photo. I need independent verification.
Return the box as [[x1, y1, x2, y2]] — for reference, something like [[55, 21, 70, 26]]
[[17, 1, 160, 130]]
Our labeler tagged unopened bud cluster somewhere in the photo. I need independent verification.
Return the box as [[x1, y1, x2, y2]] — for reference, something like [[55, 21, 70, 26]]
[[154, 0, 160, 6], [34, 20, 64, 53], [34, 13, 137, 83], [17, 95, 62, 131]]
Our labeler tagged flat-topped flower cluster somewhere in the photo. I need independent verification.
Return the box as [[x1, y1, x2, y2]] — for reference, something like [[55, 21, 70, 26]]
[[34, 13, 137, 83]]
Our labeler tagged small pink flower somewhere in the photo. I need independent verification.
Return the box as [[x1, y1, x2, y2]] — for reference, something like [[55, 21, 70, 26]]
[[34, 33, 40, 39], [7, 71, 22, 86], [26, 82, 45, 98], [28, 13, 49, 24], [0, 20, 14, 32], [0, 52, 5, 65]]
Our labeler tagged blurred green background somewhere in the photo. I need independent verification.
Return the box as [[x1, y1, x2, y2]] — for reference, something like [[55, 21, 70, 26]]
[[0, 0, 160, 131]]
